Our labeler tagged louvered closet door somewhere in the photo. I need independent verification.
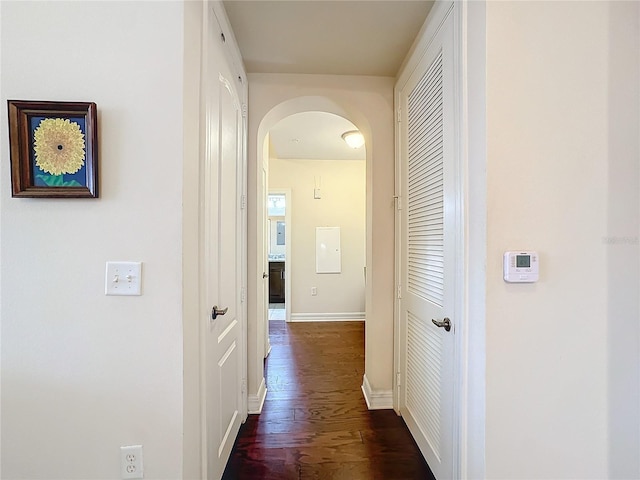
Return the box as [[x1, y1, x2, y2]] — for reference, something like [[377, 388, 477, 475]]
[[398, 8, 455, 480]]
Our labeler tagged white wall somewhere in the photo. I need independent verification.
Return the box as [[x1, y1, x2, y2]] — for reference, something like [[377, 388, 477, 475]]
[[247, 74, 395, 403], [182, 1, 204, 477], [269, 157, 365, 317], [483, 1, 639, 478], [1, 2, 185, 478], [605, 2, 640, 477]]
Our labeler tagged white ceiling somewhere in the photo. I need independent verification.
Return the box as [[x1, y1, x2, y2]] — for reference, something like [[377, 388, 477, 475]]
[[223, 0, 434, 159], [269, 111, 365, 160], [223, 0, 434, 77]]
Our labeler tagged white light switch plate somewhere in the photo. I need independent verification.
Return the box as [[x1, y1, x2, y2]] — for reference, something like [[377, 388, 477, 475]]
[[105, 262, 142, 296]]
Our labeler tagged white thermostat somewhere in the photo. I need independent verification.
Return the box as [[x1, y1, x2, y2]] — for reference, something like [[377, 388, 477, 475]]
[[503, 251, 539, 283]]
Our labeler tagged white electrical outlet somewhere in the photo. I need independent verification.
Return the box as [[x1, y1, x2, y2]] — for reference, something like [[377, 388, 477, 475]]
[[311, 287, 317, 296], [120, 445, 143, 479]]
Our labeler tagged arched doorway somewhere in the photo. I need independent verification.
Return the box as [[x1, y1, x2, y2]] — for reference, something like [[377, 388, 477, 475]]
[[263, 111, 367, 353], [246, 85, 396, 414]]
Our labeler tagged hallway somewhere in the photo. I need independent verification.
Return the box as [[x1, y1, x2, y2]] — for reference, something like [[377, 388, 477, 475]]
[[222, 321, 434, 479]]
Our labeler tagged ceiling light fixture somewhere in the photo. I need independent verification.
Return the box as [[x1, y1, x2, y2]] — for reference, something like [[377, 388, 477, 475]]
[[341, 130, 365, 149]]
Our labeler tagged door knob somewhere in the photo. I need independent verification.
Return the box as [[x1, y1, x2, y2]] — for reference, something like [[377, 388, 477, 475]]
[[211, 305, 228, 321], [431, 317, 451, 332], [262, 272, 269, 278]]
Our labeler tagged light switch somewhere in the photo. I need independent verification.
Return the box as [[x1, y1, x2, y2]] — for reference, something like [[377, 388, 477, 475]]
[[105, 262, 142, 296]]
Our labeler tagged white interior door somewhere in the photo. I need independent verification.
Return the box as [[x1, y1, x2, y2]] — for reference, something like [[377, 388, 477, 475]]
[[262, 162, 270, 357], [397, 7, 457, 480], [203, 7, 244, 479]]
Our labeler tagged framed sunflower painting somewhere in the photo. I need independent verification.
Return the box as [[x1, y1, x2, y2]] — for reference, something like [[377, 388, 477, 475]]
[[7, 100, 98, 198]]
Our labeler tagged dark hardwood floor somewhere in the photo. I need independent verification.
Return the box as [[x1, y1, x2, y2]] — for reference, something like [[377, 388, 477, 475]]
[[222, 320, 435, 480]]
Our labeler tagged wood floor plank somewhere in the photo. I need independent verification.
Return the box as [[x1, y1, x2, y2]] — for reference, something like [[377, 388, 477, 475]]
[[236, 430, 364, 449], [222, 321, 435, 480]]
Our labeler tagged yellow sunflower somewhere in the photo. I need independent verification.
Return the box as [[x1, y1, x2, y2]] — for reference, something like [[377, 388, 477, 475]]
[[33, 118, 85, 175]]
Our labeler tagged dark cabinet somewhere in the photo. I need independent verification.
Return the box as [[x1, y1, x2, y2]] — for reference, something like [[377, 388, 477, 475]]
[[269, 261, 285, 303]]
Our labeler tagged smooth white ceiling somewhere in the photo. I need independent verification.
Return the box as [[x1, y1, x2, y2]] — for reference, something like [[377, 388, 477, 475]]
[[223, 0, 434, 159], [269, 111, 365, 160], [223, 0, 434, 76]]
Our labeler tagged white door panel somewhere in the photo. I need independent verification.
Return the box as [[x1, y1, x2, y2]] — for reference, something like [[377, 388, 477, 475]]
[[203, 6, 243, 479], [398, 7, 456, 480], [262, 165, 270, 357]]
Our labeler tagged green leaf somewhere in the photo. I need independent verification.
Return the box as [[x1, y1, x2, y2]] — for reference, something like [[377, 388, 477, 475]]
[[35, 174, 82, 187], [62, 179, 81, 187], [36, 174, 63, 186], [49, 175, 64, 186], [36, 173, 82, 187]]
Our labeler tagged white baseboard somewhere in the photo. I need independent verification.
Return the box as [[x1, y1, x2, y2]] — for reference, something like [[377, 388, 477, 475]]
[[361, 374, 393, 410], [247, 377, 267, 414], [289, 312, 365, 322]]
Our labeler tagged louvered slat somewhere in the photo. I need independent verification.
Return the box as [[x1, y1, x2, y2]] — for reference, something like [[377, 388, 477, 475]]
[[407, 51, 444, 308], [406, 311, 442, 460], [404, 49, 445, 463]]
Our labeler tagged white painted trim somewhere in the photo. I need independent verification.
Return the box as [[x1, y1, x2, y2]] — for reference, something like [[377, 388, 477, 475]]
[[361, 374, 394, 410], [247, 377, 267, 414], [458, 2, 487, 478], [211, 1, 246, 86], [452, 5, 465, 480], [290, 312, 365, 322]]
